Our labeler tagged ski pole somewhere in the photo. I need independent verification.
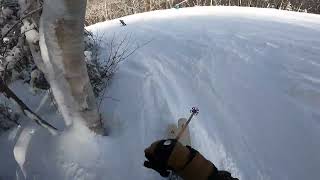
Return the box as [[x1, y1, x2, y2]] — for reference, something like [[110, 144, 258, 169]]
[[175, 107, 199, 141]]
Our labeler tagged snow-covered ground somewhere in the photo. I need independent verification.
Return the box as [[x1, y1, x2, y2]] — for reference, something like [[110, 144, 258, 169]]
[[1, 6, 320, 180]]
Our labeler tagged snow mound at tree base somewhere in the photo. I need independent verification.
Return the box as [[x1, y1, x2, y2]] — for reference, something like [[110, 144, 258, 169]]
[[1, 6, 320, 180]]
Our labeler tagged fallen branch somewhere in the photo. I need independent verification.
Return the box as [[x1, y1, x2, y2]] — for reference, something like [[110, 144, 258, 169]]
[[0, 79, 58, 135]]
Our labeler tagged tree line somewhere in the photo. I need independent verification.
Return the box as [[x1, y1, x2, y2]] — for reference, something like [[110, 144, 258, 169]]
[[86, 0, 320, 25]]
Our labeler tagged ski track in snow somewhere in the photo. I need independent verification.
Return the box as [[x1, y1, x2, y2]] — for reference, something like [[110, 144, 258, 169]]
[[1, 6, 320, 180]]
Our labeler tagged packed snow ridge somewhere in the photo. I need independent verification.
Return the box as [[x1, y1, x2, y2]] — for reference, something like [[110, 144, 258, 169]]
[[1, 6, 320, 180]]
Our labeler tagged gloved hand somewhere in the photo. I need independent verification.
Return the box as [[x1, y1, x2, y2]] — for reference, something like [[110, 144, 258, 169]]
[[144, 139, 181, 177], [144, 139, 239, 180], [144, 139, 216, 180]]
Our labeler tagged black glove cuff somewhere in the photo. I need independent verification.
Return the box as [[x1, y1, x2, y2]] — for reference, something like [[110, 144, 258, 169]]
[[208, 169, 220, 180], [154, 139, 177, 167], [209, 170, 239, 180]]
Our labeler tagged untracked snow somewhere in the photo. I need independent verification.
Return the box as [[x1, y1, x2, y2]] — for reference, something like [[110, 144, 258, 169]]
[[1, 6, 320, 180]]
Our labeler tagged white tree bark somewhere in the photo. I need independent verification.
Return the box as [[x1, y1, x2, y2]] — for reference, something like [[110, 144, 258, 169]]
[[38, 0, 104, 134]]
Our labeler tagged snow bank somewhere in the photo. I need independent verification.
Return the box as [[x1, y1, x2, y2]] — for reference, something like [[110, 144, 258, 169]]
[[1, 6, 320, 180]]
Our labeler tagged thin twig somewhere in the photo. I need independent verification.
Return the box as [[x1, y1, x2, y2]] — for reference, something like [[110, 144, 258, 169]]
[[102, 96, 120, 102], [2, 63, 9, 84], [97, 35, 153, 110], [1, 7, 42, 40]]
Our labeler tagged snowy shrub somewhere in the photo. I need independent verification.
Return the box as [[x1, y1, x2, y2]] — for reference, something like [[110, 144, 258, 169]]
[[0, 0, 44, 91], [84, 30, 104, 96], [84, 31, 141, 99], [0, 102, 19, 133]]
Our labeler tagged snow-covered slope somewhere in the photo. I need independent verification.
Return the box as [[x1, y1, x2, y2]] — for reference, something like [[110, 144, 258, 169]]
[[1, 6, 320, 180]]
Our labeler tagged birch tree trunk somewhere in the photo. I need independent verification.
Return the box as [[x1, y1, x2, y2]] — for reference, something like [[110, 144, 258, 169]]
[[38, 0, 104, 134]]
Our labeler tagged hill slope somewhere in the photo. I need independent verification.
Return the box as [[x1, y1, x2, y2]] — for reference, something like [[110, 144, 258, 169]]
[[88, 6, 320, 180]]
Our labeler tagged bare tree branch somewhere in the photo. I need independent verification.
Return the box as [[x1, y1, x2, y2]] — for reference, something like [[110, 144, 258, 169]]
[[1, 6, 43, 40], [0, 79, 58, 135]]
